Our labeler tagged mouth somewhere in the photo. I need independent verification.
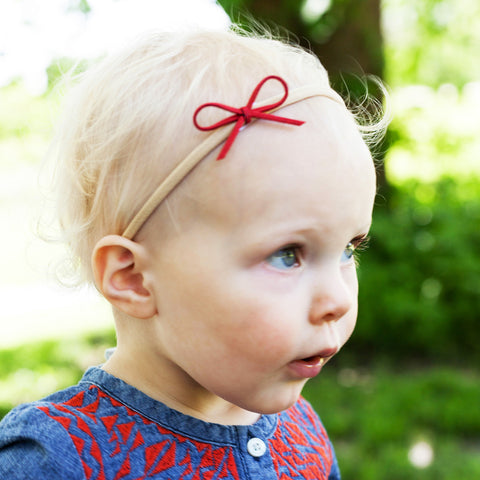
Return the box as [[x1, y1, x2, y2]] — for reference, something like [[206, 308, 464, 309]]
[[289, 348, 338, 379], [300, 355, 325, 366]]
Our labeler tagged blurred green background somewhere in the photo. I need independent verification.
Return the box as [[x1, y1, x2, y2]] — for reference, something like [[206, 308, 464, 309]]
[[1, 0, 479, 479]]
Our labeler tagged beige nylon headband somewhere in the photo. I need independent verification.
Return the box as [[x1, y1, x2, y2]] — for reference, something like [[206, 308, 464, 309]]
[[122, 85, 345, 239]]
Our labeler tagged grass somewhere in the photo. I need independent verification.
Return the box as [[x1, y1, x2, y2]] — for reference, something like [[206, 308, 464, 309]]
[[0, 329, 478, 480], [0, 329, 116, 419], [304, 359, 480, 479]]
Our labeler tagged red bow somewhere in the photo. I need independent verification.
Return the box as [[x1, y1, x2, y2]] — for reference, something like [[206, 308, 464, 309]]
[[193, 75, 305, 160]]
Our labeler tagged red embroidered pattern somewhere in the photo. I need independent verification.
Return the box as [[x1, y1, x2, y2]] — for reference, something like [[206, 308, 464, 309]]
[[38, 386, 240, 480], [269, 398, 333, 480], [37, 385, 332, 479]]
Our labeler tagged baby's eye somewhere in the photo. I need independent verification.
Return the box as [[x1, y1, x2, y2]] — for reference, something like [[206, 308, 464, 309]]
[[341, 236, 370, 264], [266, 246, 300, 270], [341, 242, 356, 263]]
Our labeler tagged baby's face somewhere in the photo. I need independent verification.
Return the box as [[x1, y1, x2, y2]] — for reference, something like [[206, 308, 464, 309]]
[[142, 99, 376, 420]]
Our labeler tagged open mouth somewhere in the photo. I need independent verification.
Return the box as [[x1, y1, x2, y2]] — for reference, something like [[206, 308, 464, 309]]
[[298, 346, 339, 365], [300, 355, 325, 366], [289, 356, 325, 378], [289, 348, 338, 378]]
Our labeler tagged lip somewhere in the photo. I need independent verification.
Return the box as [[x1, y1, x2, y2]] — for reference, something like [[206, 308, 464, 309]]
[[288, 347, 338, 379]]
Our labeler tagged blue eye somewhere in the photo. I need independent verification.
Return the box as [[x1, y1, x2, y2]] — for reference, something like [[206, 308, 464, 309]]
[[266, 247, 299, 270], [341, 236, 370, 264], [341, 242, 356, 263]]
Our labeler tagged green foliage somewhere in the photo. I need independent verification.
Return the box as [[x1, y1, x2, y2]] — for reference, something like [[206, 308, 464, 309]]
[[386, 84, 480, 182], [219, 0, 480, 88], [45, 57, 90, 92], [74, 0, 91, 15], [0, 85, 55, 168], [0, 85, 53, 143], [304, 365, 480, 479], [382, 0, 480, 87], [217, 0, 302, 29], [353, 177, 480, 363], [0, 330, 115, 419]]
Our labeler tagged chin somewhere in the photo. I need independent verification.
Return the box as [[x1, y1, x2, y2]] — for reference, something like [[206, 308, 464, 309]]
[[245, 388, 304, 416]]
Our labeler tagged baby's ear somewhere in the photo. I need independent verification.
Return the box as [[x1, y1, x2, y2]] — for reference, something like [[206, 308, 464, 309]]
[[92, 235, 156, 319]]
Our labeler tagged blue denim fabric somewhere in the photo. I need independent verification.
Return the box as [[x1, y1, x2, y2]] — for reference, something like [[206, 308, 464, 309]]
[[0, 367, 340, 479]]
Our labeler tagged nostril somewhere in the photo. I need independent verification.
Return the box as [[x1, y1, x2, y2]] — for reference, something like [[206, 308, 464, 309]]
[[309, 275, 353, 325]]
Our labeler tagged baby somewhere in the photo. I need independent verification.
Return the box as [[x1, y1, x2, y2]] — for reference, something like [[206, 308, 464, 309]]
[[0, 27, 382, 479]]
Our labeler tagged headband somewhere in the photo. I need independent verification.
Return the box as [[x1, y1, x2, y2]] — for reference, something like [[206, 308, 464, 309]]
[[122, 75, 345, 239]]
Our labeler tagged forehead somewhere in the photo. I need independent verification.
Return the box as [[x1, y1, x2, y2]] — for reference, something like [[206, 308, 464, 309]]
[[183, 98, 376, 223]]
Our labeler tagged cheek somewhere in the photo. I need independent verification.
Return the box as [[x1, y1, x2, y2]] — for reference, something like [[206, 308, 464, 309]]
[[156, 259, 304, 362], [343, 304, 358, 340], [223, 304, 299, 355], [201, 290, 303, 370], [335, 267, 359, 344]]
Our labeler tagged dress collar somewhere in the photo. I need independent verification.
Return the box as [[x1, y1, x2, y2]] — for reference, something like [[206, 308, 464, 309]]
[[80, 366, 279, 445]]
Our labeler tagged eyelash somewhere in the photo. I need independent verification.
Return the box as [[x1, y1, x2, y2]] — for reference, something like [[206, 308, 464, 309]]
[[266, 245, 301, 270], [348, 235, 370, 265], [266, 235, 370, 270]]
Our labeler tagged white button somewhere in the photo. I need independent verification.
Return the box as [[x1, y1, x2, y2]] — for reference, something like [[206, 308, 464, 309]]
[[247, 437, 267, 457]]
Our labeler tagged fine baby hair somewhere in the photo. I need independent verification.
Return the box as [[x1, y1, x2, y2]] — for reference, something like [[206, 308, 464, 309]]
[[50, 26, 385, 286], [1, 24, 388, 480]]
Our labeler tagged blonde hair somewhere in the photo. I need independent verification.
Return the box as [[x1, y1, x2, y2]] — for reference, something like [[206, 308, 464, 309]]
[[49, 26, 388, 285]]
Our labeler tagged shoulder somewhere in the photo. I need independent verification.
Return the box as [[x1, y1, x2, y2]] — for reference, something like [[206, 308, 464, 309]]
[[0, 396, 85, 479]]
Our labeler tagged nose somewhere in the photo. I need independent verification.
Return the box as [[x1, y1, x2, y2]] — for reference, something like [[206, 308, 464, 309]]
[[308, 266, 355, 324]]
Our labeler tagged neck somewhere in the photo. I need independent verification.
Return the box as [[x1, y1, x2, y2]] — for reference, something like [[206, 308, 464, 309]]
[[102, 346, 261, 426]]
